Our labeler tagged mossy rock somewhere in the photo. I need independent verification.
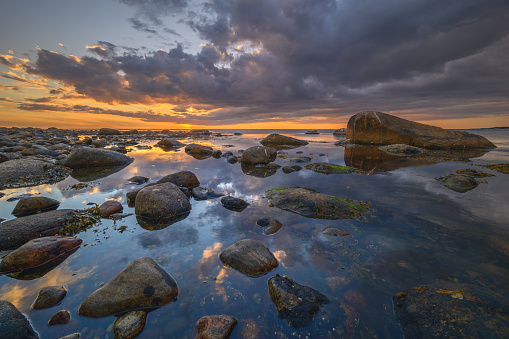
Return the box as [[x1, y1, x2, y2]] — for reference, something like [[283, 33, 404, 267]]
[[304, 162, 353, 174], [436, 174, 478, 193]]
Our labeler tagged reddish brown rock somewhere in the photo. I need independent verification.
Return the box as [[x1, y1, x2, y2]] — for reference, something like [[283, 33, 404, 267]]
[[196, 315, 237, 339], [156, 170, 200, 188], [99, 200, 123, 217], [32, 285, 68, 310], [135, 182, 191, 219], [260, 134, 308, 149], [48, 310, 71, 325]]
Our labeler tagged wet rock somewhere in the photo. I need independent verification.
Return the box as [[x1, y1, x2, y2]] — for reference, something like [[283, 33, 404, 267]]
[[126, 183, 157, 204], [305, 130, 319, 134], [155, 139, 184, 148], [240, 146, 277, 165], [185, 144, 213, 159], [113, 310, 147, 339], [128, 176, 149, 184], [304, 162, 353, 174], [220, 239, 278, 277], [135, 182, 191, 219], [225, 155, 239, 164], [98, 128, 121, 135], [156, 170, 200, 188], [61, 147, 133, 168], [212, 150, 222, 158], [265, 187, 369, 220], [333, 128, 346, 135], [191, 187, 224, 200], [282, 166, 296, 174], [257, 217, 282, 235], [0, 209, 82, 250], [79, 257, 178, 317], [188, 129, 211, 136], [347, 111, 496, 149], [322, 227, 351, 237], [268, 275, 329, 328], [70, 163, 131, 182], [436, 174, 479, 193], [11, 196, 60, 217], [289, 156, 312, 164], [196, 315, 237, 339], [480, 163, 509, 174], [0, 300, 39, 338], [99, 200, 123, 217], [0, 158, 70, 190], [0, 236, 82, 273], [32, 285, 68, 310], [379, 144, 424, 156], [240, 318, 264, 339], [221, 196, 249, 212], [48, 310, 71, 325], [59, 334, 80, 339], [260, 134, 308, 149], [455, 168, 495, 178], [393, 280, 509, 338], [136, 212, 190, 231]]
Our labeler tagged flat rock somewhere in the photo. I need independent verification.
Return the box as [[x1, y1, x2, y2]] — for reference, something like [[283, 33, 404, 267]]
[[32, 285, 68, 310], [0, 158, 70, 190], [268, 275, 329, 328], [191, 187, 224, 200], [61, 147, 133, 168], [436, 174, 479, 193], [99, 200, 123, 217], [185, 144, 213, 159], [0, 300, 39, 338], [156, 171, 200, 188], [135, 182, 191, 219], [346, 111, 496, 149], [128, 176, 149, 184], [240, 146, 277, 165], [113, 310, 147, 339], [379, 144, 424, 156], [221, 196, 249, 212], [196, 315, 237, 339], [260, 134, 308, 149], [0, 236, 82, 273], [219, 239, 278, 277], [256, 217, 282, 235], [79, 257, 178, 318], [265, 187, 369, 220], [48, 309, 71, 325], [59, 334, 80, 339], [322, 227, 351, 237], [12, 196, 60, 217], [156, 139, 184, 148], [98, 128, 121, 135], [304, 162, 353, 174]]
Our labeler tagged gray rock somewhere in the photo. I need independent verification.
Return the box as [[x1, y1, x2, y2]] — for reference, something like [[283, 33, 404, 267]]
[[240, 146, 277, 165], [436, 174, 479, 193], [322, 227, 351, 237], [191, 187, 224, 200], [0, 158, 70, 190], [135, 183, 191, 219], [11, 197, 60, 217], [0, 300, 39, 338], [61, 147, 133, 168], [220, 239, 278, 277], [221, 196, 249, 212], [257, 217, 282, 235]]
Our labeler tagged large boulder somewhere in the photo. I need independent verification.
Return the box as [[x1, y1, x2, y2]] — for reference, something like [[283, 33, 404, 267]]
[[219, 239, 278, 277], [135, 182, 191, 219], [346, 111, 496, 149], [0, 300, 39, 338], [265, 187, 369, 220], [61, 147, 133, 168], [0, 159, 70, 190], [79, 257, 178, 317], [11, 196, 60, 216], [240, 146, 277, 165], [0, 236, 82, 273], [260, 134, 308, 149], [156, 171, 200, 188]]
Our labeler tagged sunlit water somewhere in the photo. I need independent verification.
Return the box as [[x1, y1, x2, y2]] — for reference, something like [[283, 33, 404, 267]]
[[0, 129, 508, 338]]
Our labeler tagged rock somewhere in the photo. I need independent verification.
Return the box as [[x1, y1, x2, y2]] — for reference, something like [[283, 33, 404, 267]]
[[32, 285, 68, 310], [219, 239, 278, 277], [196, 315, 237, 339], [0, 236, 82, 273], [304, 162, 353, 174], [0, 209, 82, 250], [455, 168, 495, 178], [393, 280, 509, 338], [0, 300, 39, 338], [135, 182, 191, 219], [58, 334, 80, 339], [0, 158, 70, 190], [79, 257, 178, 318], [225, 155, 238, 164], [98, 128, 121, 135], [268, 275, 329, 328], [48, 310, 71, 325], [61, 147, 133, 168], [212, 150, 222, 158], [256, 217, 282, 235], [241, 163, 280, 178], [333, 128, 346, 135], [99, 201, 123, 217], [289, 156, 312, 164], [128, 176, 149, 184], [156, 171, 200, 188], [185, 144, 213, 159], [322, 227, 351, 237], [126, 183, 157, 204], [188, 129, 211, 136], [260, 134, 308, 149], [113, 310, 147, 339], [221, 196, 249, 212], [281, 166, 296, 174], [191, 187, 224, 200], [240, 146, 277, 165], [265, 187, 369, 220], [436, 174, 479, 193], [240, 318, 264, 339], [11, 197, 60, 217], [379, 144, 424, 156], [346, 111, 496, 149], [155, 139, 185, 148], [305, 130, 319, 134], [70, 163, 131, 182]]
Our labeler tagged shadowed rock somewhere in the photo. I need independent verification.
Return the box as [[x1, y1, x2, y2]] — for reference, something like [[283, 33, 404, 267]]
[[240, 146, 277, 165], [220, 239, 278, 277], [113, 310, 147, 339], [241, 163, 280, 178], [79, 257, 178, 317], [304, 162, 353, 174], [185, 144, 213, 159], [379, 144, 424, 156], [221, 196, 249, 212], [156, 171, 200, 188], [126, 183, 157, 204], [61, 147, 133, 168], [196, 315, 237, 339], [99, 200, 123, 217], [12, 197, 60, 217], [156, 139, 184, 148], [128, 176, 149, 184], [32, 285, 68, 310], [0, 300, 39, 338], [70, 163, 131, 182], [260, 134, 308, 149], [322, 227, 351, 237], [136, 212, 190, 231], [0, 159, 70, 190], [48, 310, 71, 325], [257, 217, 282, 235], [135, 182, 191, 219], [191, 187, 224, 200], [436, 174, 479, 193], [98, 128, 121, 135]]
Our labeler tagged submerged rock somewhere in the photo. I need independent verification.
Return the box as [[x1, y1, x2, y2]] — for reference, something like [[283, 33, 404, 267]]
[[265, 187, 369, 220], [221, 196, 249, 212], [156, 171, 200, 188], [240, 146, 277, 165], [113, 310, 147, 339], [79, 257, 178, 317], [268, 275, 329, 328], [135, 182, 191, 219], [256, 217, 282, 235], [241, 163, 279, 178], [0, 236, 82, 273], [379, 144, 424, 156], [128, 176, 149, 184], [48, 310, 71, 325], [58, 334, 80, 339], [220, 239, 278, 277], [322, 227, 351, 237], [0, 158, 70, 190], [260, 134, 308, 149], [305, 130, 319, 134], [61, 147, 133, 168], [11, 197, 60, 217], [304, 162, 353, 174], [455, 168, 495, 178], [0, 300, 39, 338], [32, 285, 68, 310], [346, 111, 496, 149], [191, 187, 224, 200], [436, 174, 479, 193], [196, 315, 237, 339]]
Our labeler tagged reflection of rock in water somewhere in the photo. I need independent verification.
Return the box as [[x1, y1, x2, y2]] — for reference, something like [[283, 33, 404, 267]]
[[241, 163, 279, 178], [7, 247, 79, 280], [71, 163, 131, 182], [136, 212, 190, 231]]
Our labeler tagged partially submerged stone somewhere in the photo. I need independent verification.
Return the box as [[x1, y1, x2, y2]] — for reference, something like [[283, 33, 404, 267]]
[[155, 139, 184, 148], [265, 187, 369, 220], [11, 197, 60, 217], [156, 171, 200, 188], [304, 162, 353, 174], [220, 239, 278, 277], [479, 163, 509, 174], [191, 187, 224, 200], [221, 196, 249, 212], [260, 134, 308, 149], [436, 174, 479, 193], [240, 146, 277, 165], [0, 158, 70, 190], [48, 310, 71, 325], [257, 217, 282, 235], [61, 147, 133, 168], [128, 176, 149, 184], [79, 257, 178, 317], [379, 144, 424, 156], [268, 275, 329, 328], [99, 200, 123, 217], [32, 285, 68, 310], [135, 182, 191, 219], [185, 144, 213, 159], [322, 227, 351, 237], [196, 315, 237, 339], [455, 168, 495, 178], [0, 300, 39, 338], [113, 310, 147, 339]]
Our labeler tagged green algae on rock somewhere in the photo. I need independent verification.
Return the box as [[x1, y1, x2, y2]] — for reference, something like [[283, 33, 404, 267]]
[[304, 162, 354, 174], [479, 163, 509, 174]]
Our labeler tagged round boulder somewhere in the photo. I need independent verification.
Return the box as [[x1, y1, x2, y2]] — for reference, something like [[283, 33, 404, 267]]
[[135, 183, 191, 219], [156, 171, 200, 188], [219, 239, 278, 277], [113, 310, 147, 339], [240, 146, 277, 165], [32, 285, 68, 310], [61, 147, 133, 168], [11, 196, 60, 217], [196, 315, 237, 339]]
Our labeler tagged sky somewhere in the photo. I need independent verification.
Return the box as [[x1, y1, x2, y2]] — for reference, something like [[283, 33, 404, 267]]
[[1, 0, 509, 129]]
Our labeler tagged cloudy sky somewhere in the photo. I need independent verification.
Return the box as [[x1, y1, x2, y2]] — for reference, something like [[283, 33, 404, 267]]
[[1, 0, 508, 129]]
